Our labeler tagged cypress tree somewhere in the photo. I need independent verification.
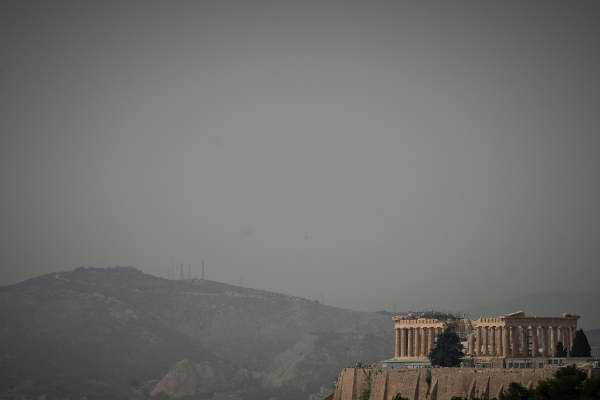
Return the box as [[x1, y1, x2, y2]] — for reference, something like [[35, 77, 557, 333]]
[[428, 326, 464, 367], [569, 328, 592, 357], [555, 341, 567, 357]]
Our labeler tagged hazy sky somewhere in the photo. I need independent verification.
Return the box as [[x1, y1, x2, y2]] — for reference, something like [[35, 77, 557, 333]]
[[1, 1, 599, 313]]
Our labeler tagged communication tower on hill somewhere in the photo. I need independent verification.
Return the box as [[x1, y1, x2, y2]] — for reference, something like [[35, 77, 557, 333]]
[[179, 263, 184, 280]]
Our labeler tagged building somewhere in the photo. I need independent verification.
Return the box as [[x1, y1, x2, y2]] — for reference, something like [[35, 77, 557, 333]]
[[333, 311, 597, 400], [393, 311, 580, 360]]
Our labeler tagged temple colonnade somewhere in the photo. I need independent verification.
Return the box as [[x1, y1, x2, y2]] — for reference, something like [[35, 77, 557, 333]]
[[469, 314, 579, 358], [394, 319, 446, 358], [393, 312, 580, 359]]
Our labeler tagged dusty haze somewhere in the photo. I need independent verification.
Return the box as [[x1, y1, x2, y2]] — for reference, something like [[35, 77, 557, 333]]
[[1, 1, 599, 314]]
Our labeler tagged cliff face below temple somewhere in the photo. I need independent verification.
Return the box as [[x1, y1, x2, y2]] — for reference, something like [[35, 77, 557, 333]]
[[332, 367, 600, 400], [0, 267, 392, 400]]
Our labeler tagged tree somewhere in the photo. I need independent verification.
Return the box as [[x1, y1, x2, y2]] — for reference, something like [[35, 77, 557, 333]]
[[555, 341, 567, 357], [533, 364, 588, 400], [581, 375, 600, 400], [428, 326, 464, 367], [569, 329, 591, 357], [500, 382, 534, 400]]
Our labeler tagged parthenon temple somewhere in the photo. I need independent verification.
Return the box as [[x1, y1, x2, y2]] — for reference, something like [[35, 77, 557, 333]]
[[393, 311, 580, 359]]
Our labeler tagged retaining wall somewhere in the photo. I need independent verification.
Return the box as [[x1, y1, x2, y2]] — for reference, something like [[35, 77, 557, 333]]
[[332, 367, 596, 400]]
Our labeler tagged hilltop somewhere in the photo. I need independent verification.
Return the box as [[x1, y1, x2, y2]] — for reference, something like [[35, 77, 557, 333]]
[[0, 267, 392, 400]]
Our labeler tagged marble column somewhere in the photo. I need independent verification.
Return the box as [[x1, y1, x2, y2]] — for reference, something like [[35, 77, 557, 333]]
[[476, 326, 482, 355], [483, 327, 489, 355], [532, 327, 539, 357], [490, 327, 496, 355], [415, 328, 421, 357], [408, 328, 413, 357], [511, 326, 519, 357], [565, 328, 571, 355], [503, 326, 510, 358], [558, 327, 563, 346], [523, 327, 529, 356], [420, 328, 425, 357], [542, 327, 549, 357], [428, 327, 435, 354], [401, 328, 408, 358], [551, 326, 558, 357], [469, 335, 475, 355], [420, 328, 426, 357], [517, 326, 523, 356], [395, 328, 401, 358], [497, 327, 503, 356]]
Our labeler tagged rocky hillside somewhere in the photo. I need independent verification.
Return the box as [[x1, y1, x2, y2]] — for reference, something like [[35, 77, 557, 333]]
[[0, 267, 393, 400], [588, 329, 600, 357]]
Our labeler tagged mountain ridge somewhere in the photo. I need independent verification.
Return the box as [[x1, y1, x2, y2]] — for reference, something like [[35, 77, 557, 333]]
[[0, 266, 393, 400]]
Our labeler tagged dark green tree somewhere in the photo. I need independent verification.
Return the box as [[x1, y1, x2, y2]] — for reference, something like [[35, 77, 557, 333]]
[[569, 329, 591, 357], [428, 326, 464, 367], [533, 364, 588, 400], [581, 376, 600, 400], [392, 394, 410, 400], [555, 341, 567, 357], [500, 382, 534, 400]]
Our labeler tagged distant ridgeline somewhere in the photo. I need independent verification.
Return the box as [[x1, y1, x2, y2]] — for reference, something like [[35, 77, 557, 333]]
[[0, 266, 393, 400]]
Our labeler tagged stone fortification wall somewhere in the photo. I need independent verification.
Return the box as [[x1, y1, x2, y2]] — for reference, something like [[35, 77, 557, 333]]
[[333, 368, 561, 400]]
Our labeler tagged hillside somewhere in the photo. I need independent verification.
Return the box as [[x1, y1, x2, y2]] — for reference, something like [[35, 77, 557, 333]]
[[0, 267, 393, 400], [587, 329, 600, 358]]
